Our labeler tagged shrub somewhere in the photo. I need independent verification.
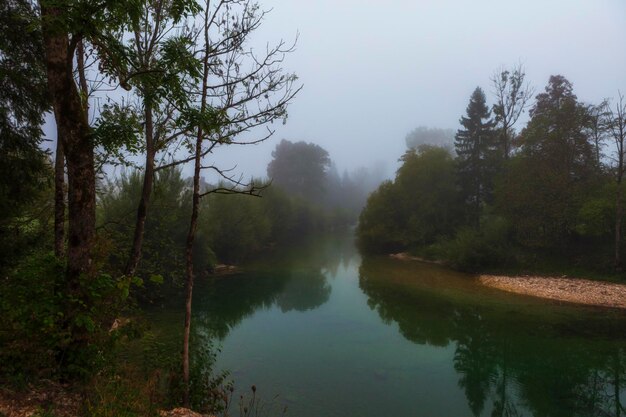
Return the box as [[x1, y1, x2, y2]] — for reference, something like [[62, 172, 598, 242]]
[[0, 253, 138, 381], [440, 216, 511, 271]]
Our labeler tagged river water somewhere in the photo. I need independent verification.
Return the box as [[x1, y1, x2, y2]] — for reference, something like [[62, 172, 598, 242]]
[[185, 236, 626, 417]]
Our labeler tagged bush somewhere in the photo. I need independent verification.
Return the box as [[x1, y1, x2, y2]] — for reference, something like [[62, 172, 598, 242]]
[[357, 147, 460, 253], [439, 216, 511, 271], [0, 252, 138, 381]]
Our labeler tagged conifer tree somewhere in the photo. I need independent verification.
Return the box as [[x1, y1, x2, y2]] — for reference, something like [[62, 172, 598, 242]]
[[454, 87, 497, 228]]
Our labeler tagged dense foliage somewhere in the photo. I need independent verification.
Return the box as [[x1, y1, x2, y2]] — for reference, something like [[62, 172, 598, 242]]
[[2, 0, 624, 408], [358, 74, 625, 274], [358, 146, 460, 252], [0, 0, 305, 412], [0, 0, 50, 271]]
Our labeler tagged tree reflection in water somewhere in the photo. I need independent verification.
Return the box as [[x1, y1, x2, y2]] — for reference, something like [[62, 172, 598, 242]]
[[359, 257, 626, 417], [192, 235, 353, 339]]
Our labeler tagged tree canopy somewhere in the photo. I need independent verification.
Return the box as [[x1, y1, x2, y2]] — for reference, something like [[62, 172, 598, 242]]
[[454, 87, 498, 228], [267, 139, 331, 201]]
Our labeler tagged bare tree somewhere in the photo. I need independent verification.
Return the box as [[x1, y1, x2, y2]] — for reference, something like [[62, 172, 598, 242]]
[[177, 0, 300, 406], [585, 101, 610, 169], [491, 64, 533, 159], [122, 0, 299, 281], [606, 92, 626, 270]]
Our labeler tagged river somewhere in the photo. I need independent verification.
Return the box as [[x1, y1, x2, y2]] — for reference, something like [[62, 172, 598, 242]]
[[180, 235, 626, 417]]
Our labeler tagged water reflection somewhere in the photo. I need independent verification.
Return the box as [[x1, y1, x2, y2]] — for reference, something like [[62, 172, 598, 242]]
[[359, 257, 626, 417], [276, 270, 331, 312], [193, 235, 354, 339]]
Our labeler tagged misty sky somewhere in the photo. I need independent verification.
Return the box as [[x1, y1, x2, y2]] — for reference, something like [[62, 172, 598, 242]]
[[211, 0, 626, 180], [43, 0, 626, 182]]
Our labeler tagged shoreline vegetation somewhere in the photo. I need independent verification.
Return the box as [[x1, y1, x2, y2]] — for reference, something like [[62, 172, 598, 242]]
[[390, 252, 626, 309], [357, 74, 626, 315]]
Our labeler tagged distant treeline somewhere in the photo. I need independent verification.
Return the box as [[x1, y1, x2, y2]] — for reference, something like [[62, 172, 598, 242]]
[[97, 139, 383, 293], [358, 71, 626, 274]]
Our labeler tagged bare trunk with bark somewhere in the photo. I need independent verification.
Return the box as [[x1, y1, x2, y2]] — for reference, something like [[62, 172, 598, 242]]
[[182, 146, 201, 407], [616, 171, 623, 271], [125, 104, 155, 277], [182, 7, 211, 405], [40, 6, 96, 283], [54, 133, 65, 258]]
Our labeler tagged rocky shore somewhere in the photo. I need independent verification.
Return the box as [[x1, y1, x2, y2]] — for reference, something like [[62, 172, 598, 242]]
[[479, 275, 626, 309]]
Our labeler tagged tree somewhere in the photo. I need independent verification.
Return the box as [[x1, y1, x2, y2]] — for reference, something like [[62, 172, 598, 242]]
[[606, 92, 626, 269], [98, 168, 195, 288], [357, 180, 405, 252], [405, 126, 455, 151], [498, 75, 597, 247], [180, 1, 299, 405], [454, 87, 498, 228], [586, 101, 610, 168], [395, 146, 460, 244], [0, 0, 50, 269], [267, 139, 331, 201], [127, 0, 300, 276], [35, 0, 211, 375], [491, 64, 533, 160], [122, 0, 204, 277], [40, 0, 99, 282], [357, 146, 459, 252]]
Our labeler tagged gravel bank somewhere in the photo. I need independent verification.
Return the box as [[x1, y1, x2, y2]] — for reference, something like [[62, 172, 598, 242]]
[[479, 275, 626, 309]]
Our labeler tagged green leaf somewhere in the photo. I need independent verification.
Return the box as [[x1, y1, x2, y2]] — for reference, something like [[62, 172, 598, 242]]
[[149, 274, 164, 284]]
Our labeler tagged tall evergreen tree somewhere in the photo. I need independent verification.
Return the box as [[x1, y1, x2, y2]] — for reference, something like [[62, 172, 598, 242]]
[[454, 87, 497, 228], [0, 0, 50, 270]]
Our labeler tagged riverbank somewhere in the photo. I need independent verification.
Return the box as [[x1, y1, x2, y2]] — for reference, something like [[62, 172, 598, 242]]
[[389, 252, 444, 264], [390, 251, 626, 309], [0, 383, 214, 417], [479, 275, 626, 309]]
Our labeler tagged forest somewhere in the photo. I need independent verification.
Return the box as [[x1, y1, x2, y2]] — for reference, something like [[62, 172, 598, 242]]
[[0, 0, 380, 413], [358, 71, 626, 276], [2, 0, 626, 416]]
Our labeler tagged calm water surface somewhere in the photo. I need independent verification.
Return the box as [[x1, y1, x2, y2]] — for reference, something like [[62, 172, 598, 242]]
[[187, 236, 626, 417]]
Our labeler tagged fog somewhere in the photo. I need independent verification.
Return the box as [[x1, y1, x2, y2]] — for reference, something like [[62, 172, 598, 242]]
[[214, 0, 626, 180], [44, 0, 626, 181]]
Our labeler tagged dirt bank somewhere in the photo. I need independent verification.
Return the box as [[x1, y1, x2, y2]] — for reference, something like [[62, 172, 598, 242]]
[[479, 275, 626, 309], [390, 252, 444, 265]]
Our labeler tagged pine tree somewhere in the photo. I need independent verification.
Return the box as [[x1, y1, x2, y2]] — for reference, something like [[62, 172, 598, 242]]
[[454, 87, 498, 228]]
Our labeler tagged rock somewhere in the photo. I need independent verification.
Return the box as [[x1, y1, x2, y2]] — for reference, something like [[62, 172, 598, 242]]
[[109, 317, 131, 333], [211, 264, 241, 276], [159, 407, 216, 417]]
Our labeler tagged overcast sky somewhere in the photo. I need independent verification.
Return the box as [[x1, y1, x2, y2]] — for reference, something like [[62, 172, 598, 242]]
[[44, 0, 626, 182], [208, 0, 626, 180]]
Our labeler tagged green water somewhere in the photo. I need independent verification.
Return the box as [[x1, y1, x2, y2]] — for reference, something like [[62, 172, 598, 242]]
[[187, 236, 626, 417]]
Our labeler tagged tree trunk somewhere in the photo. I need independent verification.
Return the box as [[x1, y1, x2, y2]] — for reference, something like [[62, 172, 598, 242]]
[[183, 7, 211, 405], [613, 350, 623, 417], [503, 126, 510, 161], [182, 126, 204, 406], [125, 104, 155, 277], [40, 7, 96, 283], [616, 131, 624, 272], [54, 131, 65, 258], [616, 176, 623, 271]]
